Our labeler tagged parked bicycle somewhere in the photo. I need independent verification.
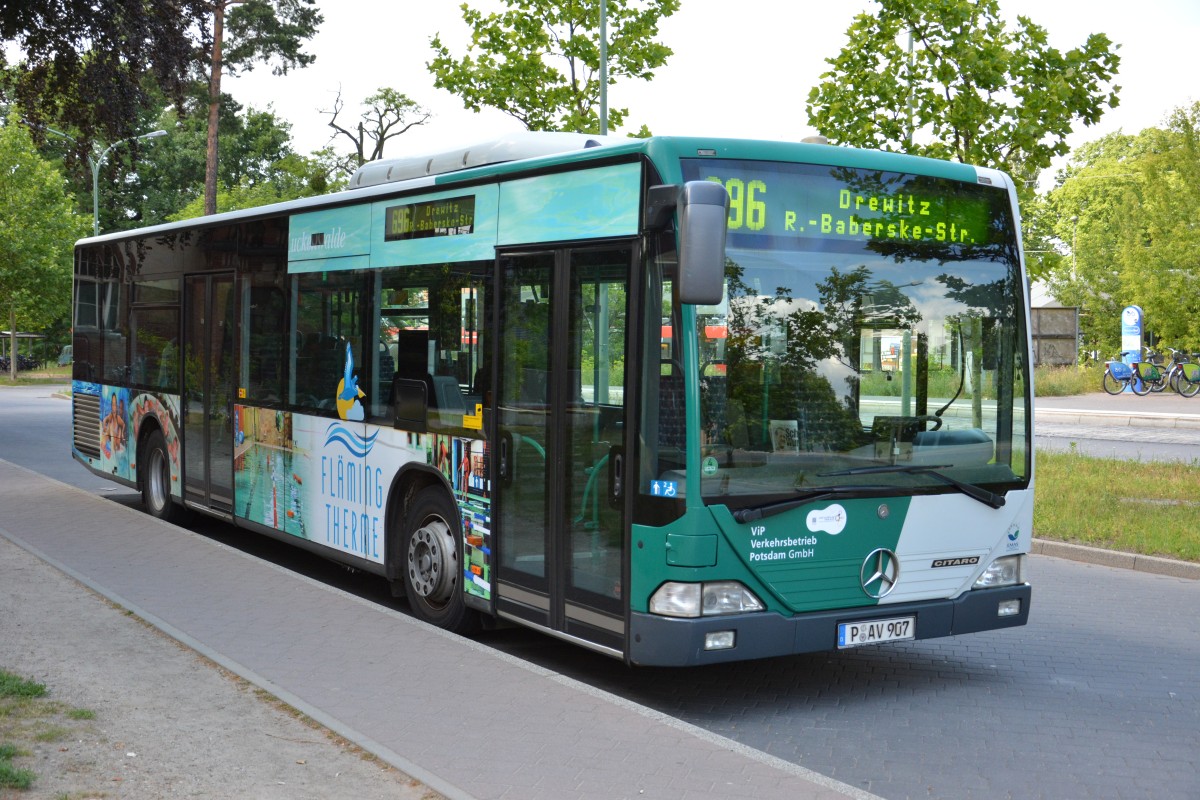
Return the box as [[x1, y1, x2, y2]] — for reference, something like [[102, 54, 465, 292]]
[[1130, 351, 1168, 395], [1102, 355, 1138, 394], [1164, 348, 1200, 397], [1102, 351, 1168, 395], [0, 354, 43, 372]]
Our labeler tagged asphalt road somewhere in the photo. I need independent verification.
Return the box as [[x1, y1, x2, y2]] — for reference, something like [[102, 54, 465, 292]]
[[5, 385, 1199, 799], [1037, 419, 1200, 462]]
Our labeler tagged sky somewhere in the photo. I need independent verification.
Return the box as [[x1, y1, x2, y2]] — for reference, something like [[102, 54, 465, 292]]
[[224, 0, 1200, 185]]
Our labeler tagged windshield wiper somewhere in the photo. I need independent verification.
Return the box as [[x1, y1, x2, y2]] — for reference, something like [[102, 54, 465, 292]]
[[732, 485, 883, 523], [818, 464, 1006, 509]]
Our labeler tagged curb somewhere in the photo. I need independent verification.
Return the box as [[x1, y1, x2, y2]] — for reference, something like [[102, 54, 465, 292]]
[[1035, 408, 1200, 430], [1032, 538, 1200, 580]]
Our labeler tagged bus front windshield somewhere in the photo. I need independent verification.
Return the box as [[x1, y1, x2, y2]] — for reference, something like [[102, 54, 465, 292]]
[[682, 159, 1031, 506]]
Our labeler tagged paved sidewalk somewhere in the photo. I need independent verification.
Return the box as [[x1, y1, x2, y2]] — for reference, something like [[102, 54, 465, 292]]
[[0, 458, 868, 800]]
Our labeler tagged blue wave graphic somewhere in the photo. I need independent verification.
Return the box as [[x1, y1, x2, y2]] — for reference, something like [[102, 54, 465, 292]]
[[324, 423, 378, 458]]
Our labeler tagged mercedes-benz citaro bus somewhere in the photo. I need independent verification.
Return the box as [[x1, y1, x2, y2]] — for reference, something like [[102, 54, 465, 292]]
[[71, 132, 1032, 666]]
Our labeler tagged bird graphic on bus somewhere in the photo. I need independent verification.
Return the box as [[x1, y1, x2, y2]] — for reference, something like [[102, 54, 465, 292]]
[[336, 343, 365, 421]]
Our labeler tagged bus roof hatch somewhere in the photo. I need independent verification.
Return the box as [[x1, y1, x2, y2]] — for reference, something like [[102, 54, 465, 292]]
[[347, 131, 612, 189]]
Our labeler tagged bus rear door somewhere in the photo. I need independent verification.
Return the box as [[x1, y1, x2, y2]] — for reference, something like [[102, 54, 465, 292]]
[[182, 273, 236, 513]]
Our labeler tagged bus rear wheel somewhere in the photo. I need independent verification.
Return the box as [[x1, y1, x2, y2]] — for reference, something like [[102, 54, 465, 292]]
[[140, 429, 183, 523], [401, 485, 479, 635]]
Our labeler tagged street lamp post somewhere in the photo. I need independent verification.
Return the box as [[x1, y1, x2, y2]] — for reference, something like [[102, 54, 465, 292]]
[[29, 124, 167, 236], [89, 130, 167, 236], [599, 0, 608, 135]]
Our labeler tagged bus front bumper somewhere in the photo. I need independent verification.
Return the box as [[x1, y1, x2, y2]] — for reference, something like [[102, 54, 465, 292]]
[[627, 584, 1031, 667]]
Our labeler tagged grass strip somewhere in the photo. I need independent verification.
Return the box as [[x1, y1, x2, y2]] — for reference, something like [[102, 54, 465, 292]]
[[1035, 449, 1200, 562]]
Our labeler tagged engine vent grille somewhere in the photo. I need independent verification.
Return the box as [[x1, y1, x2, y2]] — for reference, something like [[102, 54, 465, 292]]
[[73, 392, 101, 459]]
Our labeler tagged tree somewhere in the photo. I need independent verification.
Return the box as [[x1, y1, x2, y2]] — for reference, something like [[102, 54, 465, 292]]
[[202, 0, 322, 215], [323, 87, 432, 175], [32, 87, 307, 231], [806, 0, 1120, 187], [428, 0, 679, 134], [0, 113, 87, 379], [1042, 104, 1200, 358], [133, 94, 299, 227], [169, 149, 346, 220], [0, 1, 211, 157], [1108, 106, 1200, 352]]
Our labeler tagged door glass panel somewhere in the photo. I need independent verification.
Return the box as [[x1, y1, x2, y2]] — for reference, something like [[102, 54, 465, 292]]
[[183, 275, 236, 508], [370, 263, 490, 422], [497, 253, 554, 584], [184, 277, 207, 498], [565, 249, 629, 609], [209, 276, 236, 502], [290, 272, 366, 415]]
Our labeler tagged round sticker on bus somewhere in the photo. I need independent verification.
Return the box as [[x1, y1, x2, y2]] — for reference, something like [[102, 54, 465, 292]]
[[702, 456, 719, 476], [807, 504, 847, 535]]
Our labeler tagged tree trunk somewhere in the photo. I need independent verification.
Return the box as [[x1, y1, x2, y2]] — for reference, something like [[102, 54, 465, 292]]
[[204, 1, 225, 216], [8, 307, 16, 382]]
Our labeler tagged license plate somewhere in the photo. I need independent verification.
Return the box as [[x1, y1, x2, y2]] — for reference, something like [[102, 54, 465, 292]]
[[837, 616, 915, 648]]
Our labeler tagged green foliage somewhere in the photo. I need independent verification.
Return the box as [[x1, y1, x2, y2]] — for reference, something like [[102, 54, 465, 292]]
[[169, 150, 346, 221], [128, 97, 298, 229], [203, 0, 322, 214], [0, 751, 36, 790], [428, 0, 680, 133], [0, 113, 86, 377], [0, 671, 46, 699], [1042, 103, 1200, 358], [0, 0, 210, 156], [806, 0, 1120, 188], [224, 0, 323, 76]]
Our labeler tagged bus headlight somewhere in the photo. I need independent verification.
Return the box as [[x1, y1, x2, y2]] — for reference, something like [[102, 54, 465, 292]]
[[649, 581, 764, 618], [974, 555, 1025, 588]]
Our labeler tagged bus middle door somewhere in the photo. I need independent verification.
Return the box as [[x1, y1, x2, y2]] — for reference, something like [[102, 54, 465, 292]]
[[182, 272, 237, 514], [494, 246, 633, 655]]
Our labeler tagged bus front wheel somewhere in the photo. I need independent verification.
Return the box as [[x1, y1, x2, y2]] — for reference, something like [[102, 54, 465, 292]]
[[400, 485, 480, 635], [140, 429, 183, 523]]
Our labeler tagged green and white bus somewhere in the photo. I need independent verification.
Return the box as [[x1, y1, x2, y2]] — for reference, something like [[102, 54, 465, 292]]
[[71, 132, 1032, 666]]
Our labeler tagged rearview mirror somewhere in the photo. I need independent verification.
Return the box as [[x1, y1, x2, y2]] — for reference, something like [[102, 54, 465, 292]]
[[648, 182, 729, 306]]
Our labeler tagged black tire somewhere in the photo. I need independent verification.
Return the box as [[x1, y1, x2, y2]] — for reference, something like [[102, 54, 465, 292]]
[[140, 428, 184, 522], [400, 485, 479, 635], [1131, 373, 1152, 396], [1181, 377, 1200, 398], [1101, 369, 1125, 395]]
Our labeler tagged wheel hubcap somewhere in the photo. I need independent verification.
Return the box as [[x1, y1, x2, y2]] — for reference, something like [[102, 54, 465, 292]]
[[407, 518, 457, 603]]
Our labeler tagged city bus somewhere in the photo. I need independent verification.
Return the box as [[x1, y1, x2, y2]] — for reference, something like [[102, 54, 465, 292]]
[[70, 132, 1032, 666]]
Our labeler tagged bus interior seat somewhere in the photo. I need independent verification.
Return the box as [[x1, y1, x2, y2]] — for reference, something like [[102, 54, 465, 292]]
[[393, 329, 435, 399], [432, 375, 467, 414]]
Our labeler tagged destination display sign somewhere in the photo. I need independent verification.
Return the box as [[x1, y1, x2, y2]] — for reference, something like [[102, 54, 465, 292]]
[[384, 195, 476, 241], [680, 158, 1004, 250]]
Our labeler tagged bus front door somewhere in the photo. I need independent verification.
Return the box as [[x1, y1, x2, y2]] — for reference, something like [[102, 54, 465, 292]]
[[182, 273, 236, 513], [495, 246, 632, 655]]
